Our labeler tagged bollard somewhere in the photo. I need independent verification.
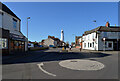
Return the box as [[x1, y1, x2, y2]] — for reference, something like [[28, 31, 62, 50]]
[[62, 47, 65, 51]]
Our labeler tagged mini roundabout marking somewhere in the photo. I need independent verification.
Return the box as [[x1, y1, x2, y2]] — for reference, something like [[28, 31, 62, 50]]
[[59, 59, 105, 71], [37, 59, 105, 76]]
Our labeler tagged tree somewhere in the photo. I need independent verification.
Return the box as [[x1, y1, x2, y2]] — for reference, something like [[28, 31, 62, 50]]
[[66, 41, 69, 47]]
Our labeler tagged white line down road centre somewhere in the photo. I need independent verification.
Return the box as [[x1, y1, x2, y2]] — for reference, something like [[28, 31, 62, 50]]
[[37, 63, 56, 77]]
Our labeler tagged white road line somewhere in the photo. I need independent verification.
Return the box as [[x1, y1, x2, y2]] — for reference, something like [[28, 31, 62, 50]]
[[37, 63, 56, 77]]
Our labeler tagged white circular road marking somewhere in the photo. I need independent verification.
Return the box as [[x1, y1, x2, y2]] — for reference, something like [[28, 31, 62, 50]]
[[59, 59, 105, 71]]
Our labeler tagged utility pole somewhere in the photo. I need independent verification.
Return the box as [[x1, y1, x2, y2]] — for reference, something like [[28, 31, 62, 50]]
[[117, 32, 119, 51]]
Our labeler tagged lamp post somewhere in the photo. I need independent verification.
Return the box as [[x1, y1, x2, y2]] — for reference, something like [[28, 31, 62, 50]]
[[117, 32, 119, 51], [27, 17, 30, 51], [93, 20, 97, 28], [72, 34, 76, 46]]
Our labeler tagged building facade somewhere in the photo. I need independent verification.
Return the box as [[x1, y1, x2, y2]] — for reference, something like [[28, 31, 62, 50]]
[[43, 36, 66, 47], [75, 36, 82, 48], [82, 22, 120, 51], [0, 3, 27, 54], [43, 36, 58, 47]]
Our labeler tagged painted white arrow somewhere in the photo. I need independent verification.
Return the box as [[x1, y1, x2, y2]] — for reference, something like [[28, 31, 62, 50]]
[[37, 63, 56, 77]]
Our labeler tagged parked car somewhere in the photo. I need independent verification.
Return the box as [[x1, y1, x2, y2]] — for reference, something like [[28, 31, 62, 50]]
[[38, 45, 43, 47], [28, 43, 34, 48], [49, 45, 54, 47]]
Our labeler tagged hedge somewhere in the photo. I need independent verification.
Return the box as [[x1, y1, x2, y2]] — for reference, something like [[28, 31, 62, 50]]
[[29, 47, 49, 51]]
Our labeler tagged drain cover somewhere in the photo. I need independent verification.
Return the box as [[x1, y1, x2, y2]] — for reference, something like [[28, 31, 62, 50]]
[[71, 61, 78, 62], [59, 59, 105, 71]]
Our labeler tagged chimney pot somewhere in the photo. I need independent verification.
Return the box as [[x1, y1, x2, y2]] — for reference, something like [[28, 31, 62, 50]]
[[106, 22, 110, 27]]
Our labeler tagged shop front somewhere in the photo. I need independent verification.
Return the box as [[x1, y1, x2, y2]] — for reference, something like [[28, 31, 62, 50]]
[[0, 28, 26, 54], [105, 39, 120, 51], [10, 33, 26, 54], [0, 28, 9, 54]]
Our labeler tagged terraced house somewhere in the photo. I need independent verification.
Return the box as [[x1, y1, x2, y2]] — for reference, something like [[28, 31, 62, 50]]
[[82, 22, 120, 51], [0, 2, 27, 54]]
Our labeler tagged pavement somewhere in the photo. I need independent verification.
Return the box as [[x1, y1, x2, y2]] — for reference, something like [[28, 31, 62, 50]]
[[2, 48, 119, 80], [66, 48, 119, 54]]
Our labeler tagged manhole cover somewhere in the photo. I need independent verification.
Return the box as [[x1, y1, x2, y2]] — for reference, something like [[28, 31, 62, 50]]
[[71, 61, 78, 62], [59, 59, 105, 71]]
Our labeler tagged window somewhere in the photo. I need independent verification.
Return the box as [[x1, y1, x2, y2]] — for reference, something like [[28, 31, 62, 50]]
[[88, 42, 89, 48], [84, 37, 86, 41], [90, 43, 92, 47], [0, 38, 8, 49], [84, 43, 86, 48], [108, 43, 112, 48], [93, 42, 94, 48], [105, 42, 107, 48], [104, 32, 107, 37], [0, 13, 2, 27], [92, 34, 94, 39], [88, 35, 89, 40], [13, 18, 17, 28]]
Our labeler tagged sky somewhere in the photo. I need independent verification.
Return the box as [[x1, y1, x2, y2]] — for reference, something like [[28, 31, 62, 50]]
[[3, 2, 118, 43]]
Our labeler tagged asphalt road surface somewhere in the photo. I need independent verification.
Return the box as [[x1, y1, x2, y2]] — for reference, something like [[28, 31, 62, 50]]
[[2, 48, 119, 79]]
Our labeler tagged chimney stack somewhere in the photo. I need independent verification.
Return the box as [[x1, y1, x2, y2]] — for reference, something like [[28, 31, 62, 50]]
[[105, 22, 110, 27]]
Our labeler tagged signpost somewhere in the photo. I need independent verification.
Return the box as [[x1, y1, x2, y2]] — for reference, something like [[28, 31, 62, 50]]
[[103, 38, 106, 51]]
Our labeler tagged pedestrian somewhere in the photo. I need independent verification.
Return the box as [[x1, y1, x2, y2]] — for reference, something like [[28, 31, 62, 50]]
[[80, 46, 81, 51], [64, 45, 66, 50], [69, 45, 72, 50]]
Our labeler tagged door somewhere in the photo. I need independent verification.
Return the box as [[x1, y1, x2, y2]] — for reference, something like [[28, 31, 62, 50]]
[[113, 41, 117, 51], [10, 40, 14, 53]]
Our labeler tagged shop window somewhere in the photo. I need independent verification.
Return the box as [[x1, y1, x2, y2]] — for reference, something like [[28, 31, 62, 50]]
[[14, 41, 19, 46], [22, 42, 24, 45], [108, 43, 112, 48], [0, 38, 8, 49]]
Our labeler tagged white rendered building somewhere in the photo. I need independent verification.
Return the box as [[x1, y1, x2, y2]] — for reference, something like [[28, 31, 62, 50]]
[[82, 22, 120, 51]]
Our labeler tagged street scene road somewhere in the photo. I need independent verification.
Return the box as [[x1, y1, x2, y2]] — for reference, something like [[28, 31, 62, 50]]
[[2, 48, 118, 79], [1, 2, 120, 81]]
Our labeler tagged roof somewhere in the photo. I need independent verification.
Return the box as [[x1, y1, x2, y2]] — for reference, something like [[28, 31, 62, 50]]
[[84, 26, 120, 35], [48, 36, 60, 41], [76, 36, 82, 39], [0, 2, 21, 21]]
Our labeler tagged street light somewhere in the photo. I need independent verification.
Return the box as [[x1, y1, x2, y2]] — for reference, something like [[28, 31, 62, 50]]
[[72, 34, 76, 42], [117, 32, 119, 51], [72, 34, 76, 47], [27, 17, 30, 51]]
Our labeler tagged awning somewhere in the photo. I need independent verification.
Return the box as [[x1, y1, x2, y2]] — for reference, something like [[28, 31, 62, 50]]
[[101, 38, 120, 41], [10, 37, 25, 41], [10, 33, 26, 41]]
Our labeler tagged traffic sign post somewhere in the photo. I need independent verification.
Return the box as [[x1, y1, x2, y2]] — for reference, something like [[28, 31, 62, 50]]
[[103, 38, 106, 51]]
